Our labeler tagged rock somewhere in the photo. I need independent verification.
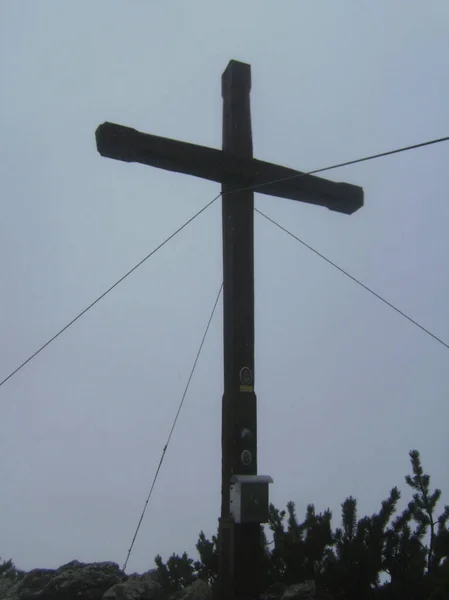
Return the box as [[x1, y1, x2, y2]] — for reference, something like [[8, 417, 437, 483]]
[[0, 561, 125, 600], [43, 560, 124, 599], [0, 560, 334, 600], [169, 580, 212, 600], [103, 570, 163, 600], [282, 580, 316, 600], [0, 579, 17, 599], [141, 569, 163, 585], [0, 568, 56, 600], [262, 582, 286, 600]]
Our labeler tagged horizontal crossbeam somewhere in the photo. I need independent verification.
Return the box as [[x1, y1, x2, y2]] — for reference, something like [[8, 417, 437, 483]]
[[95, 122, 363, 215]]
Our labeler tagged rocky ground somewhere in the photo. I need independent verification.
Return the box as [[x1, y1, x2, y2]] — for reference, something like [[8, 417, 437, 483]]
[[0, 560, 332, 600]]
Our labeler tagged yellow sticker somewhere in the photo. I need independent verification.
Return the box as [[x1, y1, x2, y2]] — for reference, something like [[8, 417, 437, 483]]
[[239, 385, 253, 392]]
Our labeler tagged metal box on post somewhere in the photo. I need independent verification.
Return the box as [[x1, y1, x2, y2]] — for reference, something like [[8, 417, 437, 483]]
[[229, 475, 273, 524]]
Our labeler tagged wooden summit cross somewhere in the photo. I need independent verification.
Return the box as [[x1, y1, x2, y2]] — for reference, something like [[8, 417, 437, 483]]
[[95, 60, 363, 600]]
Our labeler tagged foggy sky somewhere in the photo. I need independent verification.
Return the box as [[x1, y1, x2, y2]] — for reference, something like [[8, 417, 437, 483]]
[[1, 1, 448, 575]]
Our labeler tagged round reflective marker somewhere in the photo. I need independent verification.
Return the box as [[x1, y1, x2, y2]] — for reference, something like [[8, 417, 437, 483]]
[[239, 367, 253, 385], [241, 450, 252, 466]]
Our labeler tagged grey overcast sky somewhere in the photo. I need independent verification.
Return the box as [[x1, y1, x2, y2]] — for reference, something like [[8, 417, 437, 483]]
[[1, 0, 448, 576]]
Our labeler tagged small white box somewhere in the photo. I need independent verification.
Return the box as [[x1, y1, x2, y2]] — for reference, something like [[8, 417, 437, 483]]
[[229, 475, 273, 524]]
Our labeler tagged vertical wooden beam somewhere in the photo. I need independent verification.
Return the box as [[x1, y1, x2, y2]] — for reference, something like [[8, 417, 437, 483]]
[[220, 60, 261, 600]]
